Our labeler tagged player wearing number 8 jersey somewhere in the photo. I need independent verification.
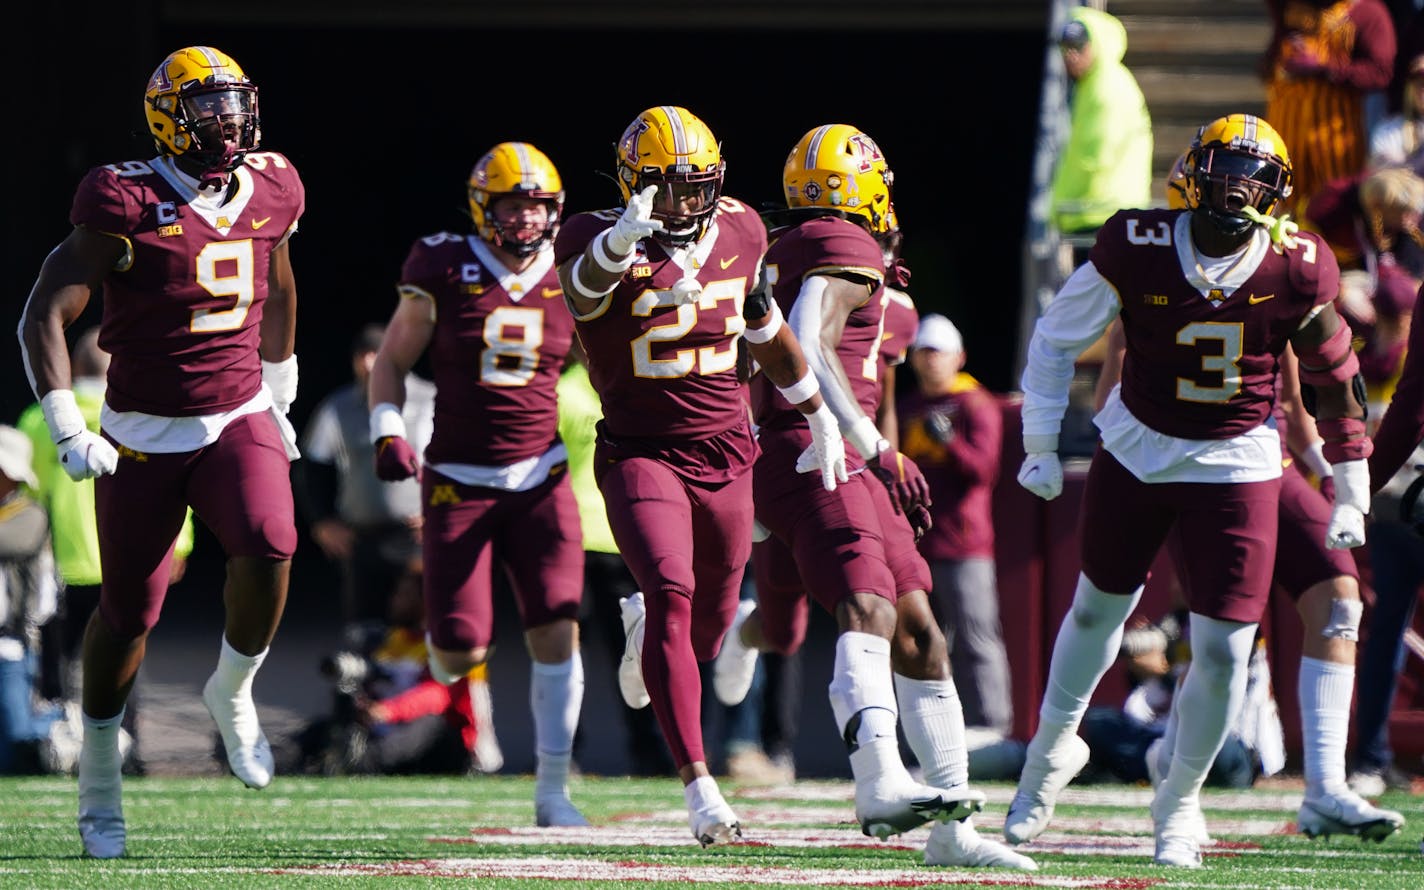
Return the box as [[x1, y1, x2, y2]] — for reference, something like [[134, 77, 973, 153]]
[[367, 142, 589, 829], [553, 105, 845, 846], [19, 46, 302, 858], [1009, 114, 1370, 867]]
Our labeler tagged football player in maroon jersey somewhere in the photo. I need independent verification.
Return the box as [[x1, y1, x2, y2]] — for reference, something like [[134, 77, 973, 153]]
[[367, 142, 589, 828], [1009, 114, 1372, 867], [717, 125, 1031, 869], [1092, 159, 1404, 845], [19, 46, 303, 858], [553, 106, 844, 846]]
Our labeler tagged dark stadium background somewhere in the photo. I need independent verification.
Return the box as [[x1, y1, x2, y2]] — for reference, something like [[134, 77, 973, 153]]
[[7, 6, 1048, 777]]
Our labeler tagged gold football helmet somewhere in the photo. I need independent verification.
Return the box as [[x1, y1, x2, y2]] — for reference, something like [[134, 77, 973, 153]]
[[468, 142, 565, 257], [144, 46, 259, 176], [783, 124, 894, 235], [1184, 114, 1292, 235], [615, 106, 724, 245], [1165, 151, 1191, 210]]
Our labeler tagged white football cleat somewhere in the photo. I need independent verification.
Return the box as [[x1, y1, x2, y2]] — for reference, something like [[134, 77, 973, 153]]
[[535, 794, 590, 828], [1003, 733, 1090, 845], [713, 599, 760, 706], [1151, 791, 1204, 868], [202, 673, 274, 789], [617, 593, 651, 710], [689, 798, 743, 847], [1298, 789, 1405, 842], [925, 817, 1038, 870]]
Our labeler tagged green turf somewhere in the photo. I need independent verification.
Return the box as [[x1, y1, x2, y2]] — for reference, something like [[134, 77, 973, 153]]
[[1, 775, 1420, 889]]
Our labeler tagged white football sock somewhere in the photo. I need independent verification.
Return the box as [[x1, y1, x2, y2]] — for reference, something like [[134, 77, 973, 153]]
[[895, 674, 969, 790], [1162, 615, 1255, 802], [531, 655, 583, 797], [79, 708, 125, 791], [828, 631, 897, 741], [211, 636, 266, 697], [1298, 655, 1353, 797], [1034, 574, 1142, 752]]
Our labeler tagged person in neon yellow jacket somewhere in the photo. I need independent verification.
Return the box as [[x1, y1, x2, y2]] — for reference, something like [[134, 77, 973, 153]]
[[1050, 6, 1154, 236], [16, 327, 194, 772]]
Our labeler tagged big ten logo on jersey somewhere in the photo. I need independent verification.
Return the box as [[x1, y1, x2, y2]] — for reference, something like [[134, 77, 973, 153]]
[[1143, 293, 1169, 307], [1126, 219, 1172, 246], [156, 201, 183, 238], [461, 263, 486, 295]]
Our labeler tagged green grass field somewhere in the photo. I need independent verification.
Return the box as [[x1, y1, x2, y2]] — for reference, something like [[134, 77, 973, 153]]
[[1, 774, 1420, 889]]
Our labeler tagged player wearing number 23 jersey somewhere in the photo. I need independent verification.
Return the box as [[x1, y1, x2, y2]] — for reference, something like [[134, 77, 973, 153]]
[[554, 107, 847, 847]]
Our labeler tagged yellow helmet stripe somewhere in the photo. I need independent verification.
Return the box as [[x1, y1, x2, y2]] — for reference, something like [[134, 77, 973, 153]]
[[510, 142, 536, 187], [660, 105, 690, 162], [1241, 114, 1258, 144], [192, 46, 230, 75], [800, 125, 833, 172]]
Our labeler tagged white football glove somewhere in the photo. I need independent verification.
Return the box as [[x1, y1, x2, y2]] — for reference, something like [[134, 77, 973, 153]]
[[57, 430, 118, 481], [794, 403, 848, 492], [1325, 459, 1369, 550], [669, 277, 703, 306], [40, 389, 118, 481], [1017, 452, 1063, 500], [606, 185, 665, 255], [262, 354, 298, 414]]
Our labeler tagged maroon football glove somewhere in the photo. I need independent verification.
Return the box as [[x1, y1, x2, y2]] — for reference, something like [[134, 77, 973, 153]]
[[868, 448, 934, 540], [374, 435, 420, 481], [1318, 475, 1336, 504]]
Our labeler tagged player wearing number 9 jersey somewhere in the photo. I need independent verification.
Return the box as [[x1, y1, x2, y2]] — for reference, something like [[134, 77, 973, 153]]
[[366, 142, 589, 829], [553, 106, 844, 847], [18, 45, 302, 859], [1008, 114, 1371, 867]]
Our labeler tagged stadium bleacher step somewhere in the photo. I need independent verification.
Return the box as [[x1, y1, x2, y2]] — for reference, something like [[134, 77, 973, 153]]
[[1107, 0, 1270, 201]]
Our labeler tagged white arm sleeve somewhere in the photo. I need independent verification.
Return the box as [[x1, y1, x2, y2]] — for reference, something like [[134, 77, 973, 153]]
[[1020, 261, 1121, 440], [786, 275, 868, 434]]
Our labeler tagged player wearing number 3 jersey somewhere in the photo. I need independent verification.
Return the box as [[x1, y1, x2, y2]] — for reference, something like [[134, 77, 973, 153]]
[[1009, 114, 1370, 867], [367, 142, 589, 829], [553, 106, 844, 847], [19, 46, 302, 859]]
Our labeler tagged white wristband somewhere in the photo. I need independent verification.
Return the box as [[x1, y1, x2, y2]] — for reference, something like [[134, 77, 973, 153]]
[[742, 300, 783, 345], [592, 230, 636, 274], [40, 389, 86, 444], [776, 368, 820, 405], [1331, 459, 1370, 512], [846, 416, 886, 461], [1301, 440, 1332, 478], [1023, 433, 1059, 455], [369, 402, 408, 444]]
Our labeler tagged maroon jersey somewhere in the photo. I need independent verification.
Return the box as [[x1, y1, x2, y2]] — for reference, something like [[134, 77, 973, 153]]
[[553, 197, 766, 443], [71, 153, 305, 416], [399, 234, 575, 467], [880, 287, 919, 369], [752, 217, 886, 450], [1093, 209, 1339, 439]]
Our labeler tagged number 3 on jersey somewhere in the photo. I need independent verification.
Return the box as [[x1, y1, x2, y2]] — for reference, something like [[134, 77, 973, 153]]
[[1176, 321, 1244, 403]]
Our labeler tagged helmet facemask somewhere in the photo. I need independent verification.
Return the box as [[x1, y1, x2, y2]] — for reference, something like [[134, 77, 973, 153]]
[[478, 192, 562, 258], [1189, 147, 1290, 236], [625, 166, 723, 246], [160, 84, 260, 184]]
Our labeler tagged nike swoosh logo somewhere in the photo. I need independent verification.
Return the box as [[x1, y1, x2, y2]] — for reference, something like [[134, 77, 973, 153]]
[[251, 217, 272, 230], [542, 287, 562, 298], [720, 255, 739, 270], [1248, 292, 1275, 304]]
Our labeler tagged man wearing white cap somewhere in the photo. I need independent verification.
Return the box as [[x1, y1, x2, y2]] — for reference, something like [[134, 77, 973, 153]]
[[0, 424, 63, 774], [897, 316, 1018, 777]]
